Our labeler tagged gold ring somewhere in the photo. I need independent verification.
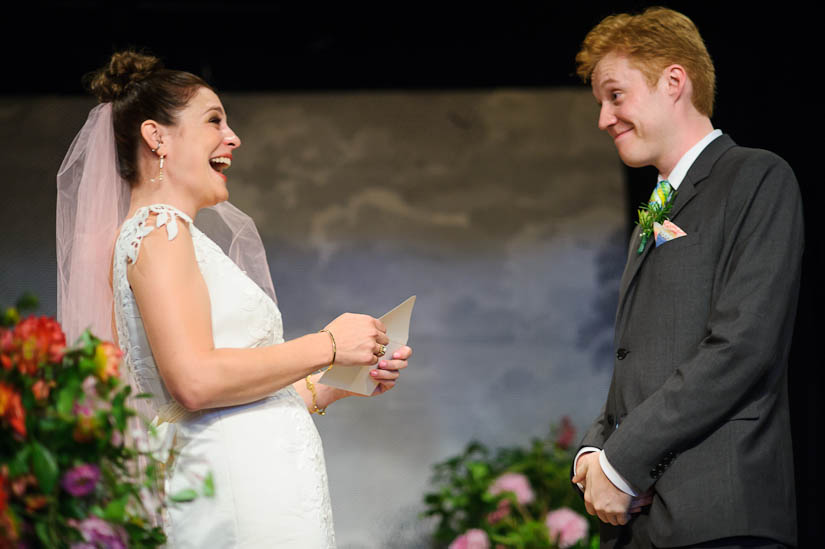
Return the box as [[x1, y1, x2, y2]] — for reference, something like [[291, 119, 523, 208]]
[[376, 344, 387, 358]]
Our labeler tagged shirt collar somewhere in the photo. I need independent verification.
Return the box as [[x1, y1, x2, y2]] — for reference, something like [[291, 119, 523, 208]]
[[658, 129, 723, 190]]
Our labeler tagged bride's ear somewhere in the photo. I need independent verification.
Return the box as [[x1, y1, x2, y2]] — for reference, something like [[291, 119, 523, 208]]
[[140, 120, 165, 154]]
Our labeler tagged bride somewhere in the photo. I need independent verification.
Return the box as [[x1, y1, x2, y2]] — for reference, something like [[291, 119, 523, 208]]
[[56, 51, 411, 548]]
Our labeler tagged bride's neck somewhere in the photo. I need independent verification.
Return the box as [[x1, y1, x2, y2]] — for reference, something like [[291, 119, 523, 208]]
[[128, 183, 199, 220]]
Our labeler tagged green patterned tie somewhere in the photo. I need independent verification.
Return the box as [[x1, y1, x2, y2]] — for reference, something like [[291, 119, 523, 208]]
[[649, 180, 673, 209], [637, 180, 673, 254]]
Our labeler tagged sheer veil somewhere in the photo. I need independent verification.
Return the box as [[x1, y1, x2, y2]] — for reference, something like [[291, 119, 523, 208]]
[[56, 102, 276, 346]]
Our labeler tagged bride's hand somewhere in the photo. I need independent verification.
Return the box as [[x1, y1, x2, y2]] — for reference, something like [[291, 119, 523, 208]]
[[323, 313, 389, 366], [367, 345, 412, 396], [334, 345, 412, 399]]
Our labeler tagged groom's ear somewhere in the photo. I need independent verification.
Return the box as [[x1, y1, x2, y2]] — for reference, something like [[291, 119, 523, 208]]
[[661, 64, 689, 103]]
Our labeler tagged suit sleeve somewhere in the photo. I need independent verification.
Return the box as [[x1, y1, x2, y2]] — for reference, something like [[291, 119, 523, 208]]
[[580, 402, 607, 449], [602, 155, 804, 493]]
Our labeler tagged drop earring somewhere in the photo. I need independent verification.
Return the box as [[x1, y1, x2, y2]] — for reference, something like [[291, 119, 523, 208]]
[[149, 143, 164, 183]]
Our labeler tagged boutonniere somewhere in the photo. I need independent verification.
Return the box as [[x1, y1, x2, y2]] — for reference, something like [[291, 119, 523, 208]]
[[636, 191, 676, 254]]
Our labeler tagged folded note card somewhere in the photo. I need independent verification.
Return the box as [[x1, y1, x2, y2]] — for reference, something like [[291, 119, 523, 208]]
[[319, 296, 416, 395]]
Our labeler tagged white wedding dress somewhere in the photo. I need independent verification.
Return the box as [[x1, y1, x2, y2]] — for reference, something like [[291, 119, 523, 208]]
[[112, 204, 335, 548]]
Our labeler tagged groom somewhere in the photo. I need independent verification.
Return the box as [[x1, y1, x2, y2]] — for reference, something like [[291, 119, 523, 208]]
[[571, 7, 803, 548]]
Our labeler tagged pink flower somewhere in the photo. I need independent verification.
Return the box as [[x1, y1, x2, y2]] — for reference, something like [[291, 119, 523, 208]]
[[449, 529, 490, 549], [61, 464, 101, 497], [545, 507, 588, 548], [67, 516, 126, 549], [489, 472, 534, 505]]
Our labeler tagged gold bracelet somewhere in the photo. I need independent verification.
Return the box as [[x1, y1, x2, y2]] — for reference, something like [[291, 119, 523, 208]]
[[319, 329, 336, 370], [305, 374, 327, 415]]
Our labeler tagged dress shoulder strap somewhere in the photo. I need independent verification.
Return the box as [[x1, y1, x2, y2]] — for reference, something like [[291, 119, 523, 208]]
[[120, 204, 194, 265]]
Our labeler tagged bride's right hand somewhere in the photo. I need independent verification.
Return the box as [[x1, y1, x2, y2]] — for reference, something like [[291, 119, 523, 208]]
[[323, 313, 389, 367]]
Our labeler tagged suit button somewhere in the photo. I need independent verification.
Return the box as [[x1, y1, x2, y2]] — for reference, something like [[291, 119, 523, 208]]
[[616, 348, 629, 360]]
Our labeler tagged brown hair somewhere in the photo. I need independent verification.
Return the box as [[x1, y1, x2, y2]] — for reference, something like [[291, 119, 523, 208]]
[[86, 51, 212, 185], [575, 7, 715, 117]]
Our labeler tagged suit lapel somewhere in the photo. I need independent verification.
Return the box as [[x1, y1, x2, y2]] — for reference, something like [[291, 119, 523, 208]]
[[614, 134, 737, 330]]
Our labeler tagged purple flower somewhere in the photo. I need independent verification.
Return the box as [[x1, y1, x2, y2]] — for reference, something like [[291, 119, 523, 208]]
[[449, 529, 490, 549], [488, 472, 535, 505], [61, 464, 100, 497], [68, 516, 126, 549]]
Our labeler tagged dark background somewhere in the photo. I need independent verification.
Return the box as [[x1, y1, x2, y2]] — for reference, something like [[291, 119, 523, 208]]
[[5, 2, 821, 544]]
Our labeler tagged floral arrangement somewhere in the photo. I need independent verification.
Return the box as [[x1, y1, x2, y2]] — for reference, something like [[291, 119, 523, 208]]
[[422, 417, 598, 549], [0, 294, 173, 548]]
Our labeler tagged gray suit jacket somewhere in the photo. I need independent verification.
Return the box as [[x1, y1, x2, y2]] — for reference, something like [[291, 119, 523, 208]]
[[581, 135, 803, 546]]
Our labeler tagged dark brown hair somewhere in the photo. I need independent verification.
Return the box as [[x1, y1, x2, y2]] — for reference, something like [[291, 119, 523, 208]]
[[86, 51, 213, 185]]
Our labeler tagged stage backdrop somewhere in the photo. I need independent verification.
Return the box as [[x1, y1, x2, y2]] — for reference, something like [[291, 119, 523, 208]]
[[0, 90, 623, 548]]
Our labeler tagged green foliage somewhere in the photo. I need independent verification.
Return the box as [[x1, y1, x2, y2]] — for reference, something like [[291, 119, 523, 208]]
[[422, 420, 599, 548]]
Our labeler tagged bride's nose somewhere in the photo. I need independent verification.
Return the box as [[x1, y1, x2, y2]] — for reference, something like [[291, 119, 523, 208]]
[[224, 126, 241, 148]]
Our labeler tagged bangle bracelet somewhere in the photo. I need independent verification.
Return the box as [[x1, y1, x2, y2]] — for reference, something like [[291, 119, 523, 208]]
[[319, 329, 336, 369], [305, 375, 327, 415]]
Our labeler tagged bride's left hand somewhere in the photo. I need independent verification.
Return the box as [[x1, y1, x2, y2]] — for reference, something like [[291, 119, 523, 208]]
[[367, 345, 412, 396]]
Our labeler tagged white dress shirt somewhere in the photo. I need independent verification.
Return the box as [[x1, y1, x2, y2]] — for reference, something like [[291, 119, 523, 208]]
[[574, 128, 723, 496]]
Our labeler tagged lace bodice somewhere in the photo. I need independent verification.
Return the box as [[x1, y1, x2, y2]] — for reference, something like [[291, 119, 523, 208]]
[[112, 204, 284, 418]]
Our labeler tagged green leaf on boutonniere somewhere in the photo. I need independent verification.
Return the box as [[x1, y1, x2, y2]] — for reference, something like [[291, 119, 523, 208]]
[[635, 195, 675, 254]]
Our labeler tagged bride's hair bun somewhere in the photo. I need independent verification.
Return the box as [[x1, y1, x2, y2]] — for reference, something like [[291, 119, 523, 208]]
[[88, 51, 164, 103]]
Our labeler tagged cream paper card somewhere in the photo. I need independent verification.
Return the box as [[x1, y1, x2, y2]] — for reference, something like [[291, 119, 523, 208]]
[[319, 295, 416, 395]]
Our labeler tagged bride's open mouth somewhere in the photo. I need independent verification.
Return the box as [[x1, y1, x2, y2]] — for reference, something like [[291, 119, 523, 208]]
[[210, 156, 232, 176]]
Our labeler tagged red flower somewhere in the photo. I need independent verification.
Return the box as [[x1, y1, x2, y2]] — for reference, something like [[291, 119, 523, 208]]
[[0, 383, 26, 437], [8, 316, 66, 375], [556, 416, 576, 450], [94, 342, 122, 382]]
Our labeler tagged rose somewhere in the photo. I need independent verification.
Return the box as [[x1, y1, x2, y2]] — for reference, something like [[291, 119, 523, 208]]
[[6, 316, 66, 375], [61, 464, 101, 497], [488, 472, 534, 505], [545, 507, 588, 549], [449, 528, 490, 549], [486, 472, 535, 525], [94, 342, 121, 382]]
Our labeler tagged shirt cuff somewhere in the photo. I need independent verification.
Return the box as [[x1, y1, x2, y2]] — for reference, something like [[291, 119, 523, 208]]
[[599, 450, 638, 497], [573, 447, 600, 491]]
